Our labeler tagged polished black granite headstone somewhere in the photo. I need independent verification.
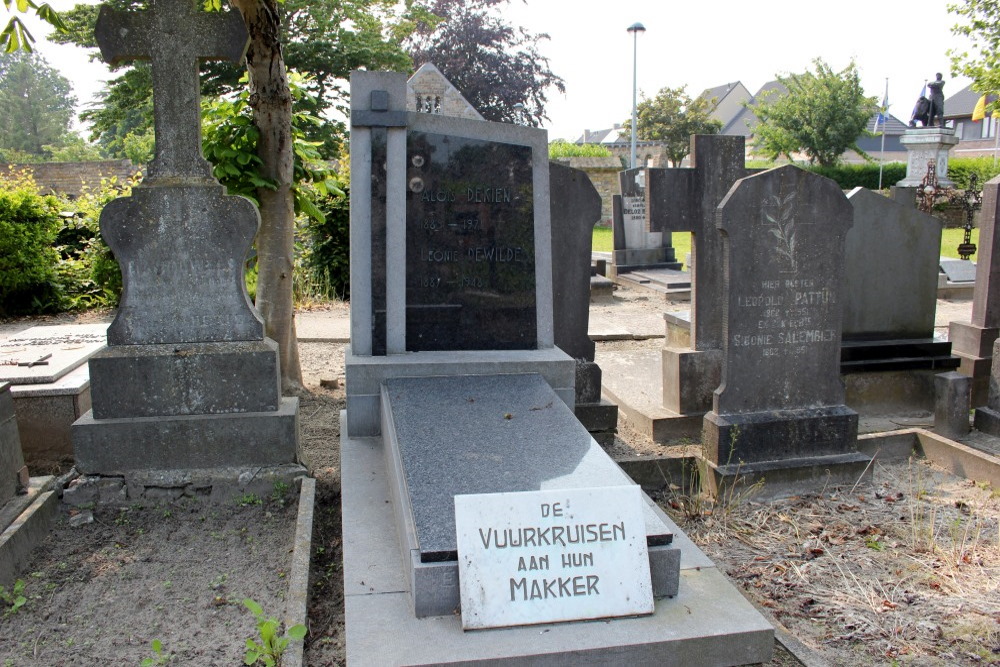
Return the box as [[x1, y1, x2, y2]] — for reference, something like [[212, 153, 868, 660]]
[[404, 132, 536, 351], [383, 374, 672, 562]]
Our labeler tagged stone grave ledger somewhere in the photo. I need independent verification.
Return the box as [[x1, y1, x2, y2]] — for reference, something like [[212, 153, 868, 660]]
[[73, 0, 298, 474], [704, 166, 859, 470], [380, 374, 678, 619], [345, 71, 574, 438]]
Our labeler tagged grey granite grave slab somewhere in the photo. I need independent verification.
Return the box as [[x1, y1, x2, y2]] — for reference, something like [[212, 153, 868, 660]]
[[380, 373, 679, 618], [940, 257, 977, 284], [704, 165, 860, 468], [341, 411, 774, 665], [0, 324, 106, 385], [382, 374, 672, 562]]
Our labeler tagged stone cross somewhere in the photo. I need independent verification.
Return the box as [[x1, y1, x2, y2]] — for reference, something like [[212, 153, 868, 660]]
[[94, 0, 249, 183], [646, 135, 748, 350]]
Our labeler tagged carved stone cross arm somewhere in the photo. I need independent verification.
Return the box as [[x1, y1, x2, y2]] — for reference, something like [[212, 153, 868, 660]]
[[94, 0, 249, 184]]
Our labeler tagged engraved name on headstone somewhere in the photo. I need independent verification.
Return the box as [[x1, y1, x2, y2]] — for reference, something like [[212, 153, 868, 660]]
[[405, 132, 536, 350]]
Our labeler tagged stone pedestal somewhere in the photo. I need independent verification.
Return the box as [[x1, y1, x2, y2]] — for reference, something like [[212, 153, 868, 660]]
[[897, 128, 959, 187], [662, 347, 721, 415], [935, 371, 971, 439], [950, 321, 999, 407]]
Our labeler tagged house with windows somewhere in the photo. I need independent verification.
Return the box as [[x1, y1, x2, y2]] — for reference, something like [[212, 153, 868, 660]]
[[944, 83, 1000, 158]]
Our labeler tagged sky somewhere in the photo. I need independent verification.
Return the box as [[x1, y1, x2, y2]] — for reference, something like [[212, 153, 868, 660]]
[[17, 0, 979, 142]]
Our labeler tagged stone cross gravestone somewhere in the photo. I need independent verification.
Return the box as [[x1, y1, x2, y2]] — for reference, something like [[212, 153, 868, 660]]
[[703, 166, 861, 476], [73, 0, 298, 474], [647, 135, 749, 414], [952, 175, 1000, 406]]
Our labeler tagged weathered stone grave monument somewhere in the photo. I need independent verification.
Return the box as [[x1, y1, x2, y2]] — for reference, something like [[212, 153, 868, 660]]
[[704, 166, 865, 487], [549, 162, 618, 442], [601, 135, 750, 440], [342, 71, 771, 664], [0, 324, 105, 464], [0, 382, 57, 586], [72, 0, 299, 486], [952, 175, 1000, 406], [898, 127, 959, 187], [841, 187, 958, 414]]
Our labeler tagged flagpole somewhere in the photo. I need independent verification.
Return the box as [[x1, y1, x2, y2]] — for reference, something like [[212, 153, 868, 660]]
[[878, 78, 888, 191]]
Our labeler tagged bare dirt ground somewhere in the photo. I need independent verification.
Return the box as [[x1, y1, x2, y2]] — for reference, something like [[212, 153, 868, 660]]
[[1, 285, 997, 666]]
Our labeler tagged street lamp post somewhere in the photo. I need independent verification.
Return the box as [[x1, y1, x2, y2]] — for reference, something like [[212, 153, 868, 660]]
[[627, 22, 645, 169]]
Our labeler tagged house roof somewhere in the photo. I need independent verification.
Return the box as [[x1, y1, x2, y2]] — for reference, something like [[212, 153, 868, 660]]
[[722, 80, 787, 136], [944, 83, 983, 118], [698, 81, 752, 128]]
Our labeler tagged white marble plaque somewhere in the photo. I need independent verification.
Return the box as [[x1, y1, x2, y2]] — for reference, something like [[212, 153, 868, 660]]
[[454, 485, 653, 630], [0, 324, 107, 385]]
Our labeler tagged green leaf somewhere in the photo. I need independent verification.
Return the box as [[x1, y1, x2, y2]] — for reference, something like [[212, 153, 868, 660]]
[[243, 598, 263, 617], [287, 624, 307, 640]]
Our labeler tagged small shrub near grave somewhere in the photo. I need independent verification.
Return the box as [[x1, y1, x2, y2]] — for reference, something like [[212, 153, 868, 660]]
[[548, 140, 613, 159], [53, 174, 135, 310], [807, 162, 907, 191], [0, 171, 63, 316], [298, 188, 350, 302]]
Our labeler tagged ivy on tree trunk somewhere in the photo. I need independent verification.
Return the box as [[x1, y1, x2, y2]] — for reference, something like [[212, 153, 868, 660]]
[[232, 0, 302, 391]]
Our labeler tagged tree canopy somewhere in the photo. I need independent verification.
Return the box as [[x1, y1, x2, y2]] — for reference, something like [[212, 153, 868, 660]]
[[620, 86, 721, 167], [53, 0, 418, 159], [751, 58, 876, 167], [950, 0, 1000, 110], [1, 0, 65, 52], [407, 0, 564, 126], [0, 50, 78, 158]]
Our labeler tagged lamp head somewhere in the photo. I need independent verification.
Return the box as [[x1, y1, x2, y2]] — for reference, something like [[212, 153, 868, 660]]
[[627, 22, 646, 34]]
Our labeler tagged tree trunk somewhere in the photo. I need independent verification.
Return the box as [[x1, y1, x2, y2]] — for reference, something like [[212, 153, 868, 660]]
[[232, 0, 302, 392]]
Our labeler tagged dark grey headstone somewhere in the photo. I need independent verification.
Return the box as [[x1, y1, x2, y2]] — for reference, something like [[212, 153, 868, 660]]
[[844, 187, 942, 340], [705, 166, 858, 465], [972, 176, 1000, 327], [549, 162, 601, 362], [383, 373, 671, 562], [940, 258, 977, 284], [404, 131, 536, 351]]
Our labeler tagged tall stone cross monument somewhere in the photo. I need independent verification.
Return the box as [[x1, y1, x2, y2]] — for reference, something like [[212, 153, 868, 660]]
[[73, 0, 299, 477]]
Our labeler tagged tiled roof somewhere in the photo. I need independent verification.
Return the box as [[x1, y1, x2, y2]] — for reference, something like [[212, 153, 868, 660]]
[[944, 83, 984, 117]]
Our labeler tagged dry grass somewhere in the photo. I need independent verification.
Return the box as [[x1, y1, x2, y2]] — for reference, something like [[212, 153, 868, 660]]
[[657, 458, 1000, 665]]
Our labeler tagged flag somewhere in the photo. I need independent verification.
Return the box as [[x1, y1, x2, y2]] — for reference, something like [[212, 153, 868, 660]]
[[973, 94, 988, 122], [873, 80, 889, 134]]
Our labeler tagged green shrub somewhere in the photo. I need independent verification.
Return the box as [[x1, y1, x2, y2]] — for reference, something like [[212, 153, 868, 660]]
[[805, 162, 907, 191], [946, 157, 1000, 189], [548, 140, 613, 159], [53, 175, 135, 310], [0, 172, 63, 316], [297, 188, 349, 302]]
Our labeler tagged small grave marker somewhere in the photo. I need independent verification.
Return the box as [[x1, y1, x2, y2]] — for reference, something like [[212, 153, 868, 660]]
[[455, 486, 653, 630]]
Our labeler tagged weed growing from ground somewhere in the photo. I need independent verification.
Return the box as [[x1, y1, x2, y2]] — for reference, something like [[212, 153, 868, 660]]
[[140, 639, 172, 666], [243, 598, 306, 666], [0, 579, 26, 617]]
